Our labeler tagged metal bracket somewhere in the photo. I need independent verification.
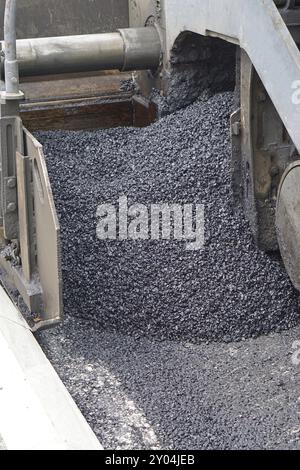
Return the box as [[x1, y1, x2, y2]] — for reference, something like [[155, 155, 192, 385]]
[[24, 129, 63, 330], [0, 129, 63, 331], [230, 108, 242, 203], [0, 112, 23, 240], [232, 50, 298, 251], [0, 0, 62, 330]]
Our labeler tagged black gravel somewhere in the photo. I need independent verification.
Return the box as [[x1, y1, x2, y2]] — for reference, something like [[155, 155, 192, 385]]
[[36, 90, 300, 450], [37, 317, 300, 450], [120, 77, 136, 93], [37, 91, 300, 343]]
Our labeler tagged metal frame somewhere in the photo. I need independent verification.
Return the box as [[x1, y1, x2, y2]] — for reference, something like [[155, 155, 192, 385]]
[[129, 0, 300, 251], [0, 0, 62, 330], [130, 0, 300, 155], [231, 50, 299, 251]]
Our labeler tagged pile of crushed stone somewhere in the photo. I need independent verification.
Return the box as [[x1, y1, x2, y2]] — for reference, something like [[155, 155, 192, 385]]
[[37, 320, 300, 450], [37, 91, 300, 343]]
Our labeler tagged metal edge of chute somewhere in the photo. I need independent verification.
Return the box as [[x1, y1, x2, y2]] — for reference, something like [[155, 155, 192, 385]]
[[0, 0, 62, 331], [276, 160, 300, 291]]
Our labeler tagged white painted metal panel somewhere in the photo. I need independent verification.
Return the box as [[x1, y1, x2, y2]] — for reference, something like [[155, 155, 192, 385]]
[[0, 287, 102, 450]]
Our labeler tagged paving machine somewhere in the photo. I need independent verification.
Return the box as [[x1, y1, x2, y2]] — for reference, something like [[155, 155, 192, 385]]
[[1, 0, 300, 330]]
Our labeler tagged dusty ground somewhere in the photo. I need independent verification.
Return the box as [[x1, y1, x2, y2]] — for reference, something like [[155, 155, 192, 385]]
[[38, 318, 300, 449]]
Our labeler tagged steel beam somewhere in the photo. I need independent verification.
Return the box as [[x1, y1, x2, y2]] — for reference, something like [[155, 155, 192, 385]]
[[157, 0, 300, 156]]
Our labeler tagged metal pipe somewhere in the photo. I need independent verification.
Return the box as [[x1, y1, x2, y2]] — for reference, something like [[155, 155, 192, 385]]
[[119, 27, 162, 71], [1, 27, 161, 77], [15, 33, 124, 76], [4, 0, 19, 94]]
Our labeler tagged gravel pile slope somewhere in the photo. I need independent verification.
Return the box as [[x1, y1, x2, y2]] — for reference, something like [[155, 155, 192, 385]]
[[37, 91, 300, 343]]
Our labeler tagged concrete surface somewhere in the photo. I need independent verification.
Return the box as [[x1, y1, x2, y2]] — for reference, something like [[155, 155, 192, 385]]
[[0, 286, 102, 450]]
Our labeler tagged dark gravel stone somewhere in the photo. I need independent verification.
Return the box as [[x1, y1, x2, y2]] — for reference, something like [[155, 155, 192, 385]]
[[120, 78, 136, 92], [37, 318, 300, 450], [36, 91, 300, 450], [37, 91, 300, 343]]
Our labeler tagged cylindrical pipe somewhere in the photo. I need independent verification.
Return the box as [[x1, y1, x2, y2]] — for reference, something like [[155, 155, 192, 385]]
[[1, 27, 161, 77], [4, 0, 19, 94], [15, 33, 125, 76], [119, 27, 161, 71]]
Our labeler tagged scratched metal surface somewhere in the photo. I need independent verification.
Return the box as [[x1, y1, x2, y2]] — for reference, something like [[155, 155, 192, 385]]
[[0, 0, 129, 39]]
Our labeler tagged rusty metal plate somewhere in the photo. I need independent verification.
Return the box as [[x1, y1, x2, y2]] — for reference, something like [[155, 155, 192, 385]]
[[276, 160, 300, 291]]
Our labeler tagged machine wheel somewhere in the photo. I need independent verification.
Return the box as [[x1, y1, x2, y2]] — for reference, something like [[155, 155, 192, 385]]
[[276, 161, 300, 290], [231, 50, 298, 252]]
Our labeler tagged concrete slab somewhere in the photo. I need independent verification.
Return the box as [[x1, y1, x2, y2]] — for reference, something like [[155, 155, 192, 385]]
[[0, 286, 102, 450]]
